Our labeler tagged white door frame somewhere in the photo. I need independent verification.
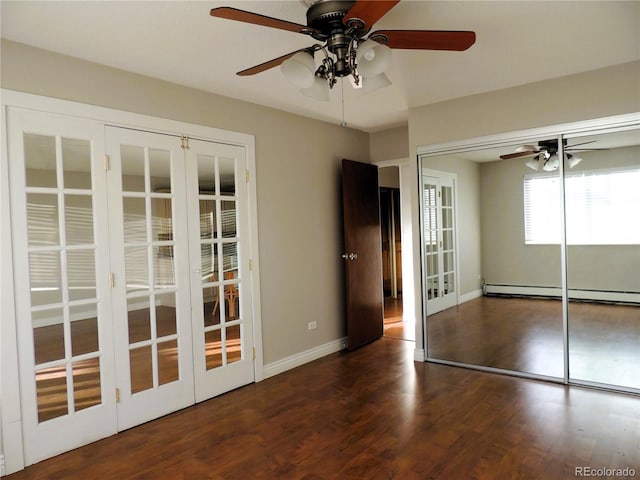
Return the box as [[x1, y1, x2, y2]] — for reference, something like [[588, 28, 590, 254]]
[[1, 89, 263, 475]]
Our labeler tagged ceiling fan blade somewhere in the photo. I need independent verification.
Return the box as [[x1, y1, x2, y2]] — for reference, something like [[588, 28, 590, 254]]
[[566, 140, 596, 148], [343, 0, 400, 29], [568, 148, 609, 151], [370, 30, 476, 51], [499, 151, 539, 160], [237, 49, 309, 77], [210, 7, 315, 35]]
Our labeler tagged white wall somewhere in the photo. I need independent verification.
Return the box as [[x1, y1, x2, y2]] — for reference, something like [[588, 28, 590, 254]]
[[369, 126, 408, 163]]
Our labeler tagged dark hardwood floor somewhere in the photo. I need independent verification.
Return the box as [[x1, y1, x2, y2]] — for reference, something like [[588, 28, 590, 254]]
[[8, 337, 640, 479]]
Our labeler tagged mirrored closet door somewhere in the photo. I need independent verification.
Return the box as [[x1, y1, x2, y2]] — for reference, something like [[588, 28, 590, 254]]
[[419, 118, 639, 393], [564, 127, 640, 391], [421, 142, 564, 379]]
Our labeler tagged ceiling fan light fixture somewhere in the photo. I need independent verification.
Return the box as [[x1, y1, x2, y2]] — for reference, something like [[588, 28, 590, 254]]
[[281, 51, 316, 88], [360, 72, 392, 94], [568, 154, 583, 168], [355, 39, 392, 78], [300, 75, 330, 101], [543, 154, 560, 171], [525, 158, 540, 171]]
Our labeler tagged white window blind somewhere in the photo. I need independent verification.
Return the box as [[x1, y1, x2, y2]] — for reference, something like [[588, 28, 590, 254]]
[[523, 168, 640, 245]]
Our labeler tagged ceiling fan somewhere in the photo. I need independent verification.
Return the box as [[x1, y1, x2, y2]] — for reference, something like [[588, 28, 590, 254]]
[[210, 0, 476, 100], [500, 139, 607, 171]]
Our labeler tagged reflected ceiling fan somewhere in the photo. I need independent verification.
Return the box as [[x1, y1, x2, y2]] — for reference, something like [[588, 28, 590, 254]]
[[210, 0, 476, 100], [500, 139, 607, 171]]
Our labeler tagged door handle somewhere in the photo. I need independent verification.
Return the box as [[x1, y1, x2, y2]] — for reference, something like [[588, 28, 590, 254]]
[[341, 253, 358, 260]]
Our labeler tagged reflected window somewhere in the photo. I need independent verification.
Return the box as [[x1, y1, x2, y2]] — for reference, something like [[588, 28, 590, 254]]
[[524, 168, 640, 244]]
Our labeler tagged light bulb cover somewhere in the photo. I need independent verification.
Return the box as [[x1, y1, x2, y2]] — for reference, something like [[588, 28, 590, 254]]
[[543, 154, 560, 171], [300, 76, 330, 101], [525, 158, 540, 171], [356, 39, 392, 78], [360, 72, 392, 94], [281, 51, 316, 88], [568, 154, 582, 168]]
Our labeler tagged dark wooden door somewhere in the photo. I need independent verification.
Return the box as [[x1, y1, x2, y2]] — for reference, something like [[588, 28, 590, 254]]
[[342, 159, 384, 350]]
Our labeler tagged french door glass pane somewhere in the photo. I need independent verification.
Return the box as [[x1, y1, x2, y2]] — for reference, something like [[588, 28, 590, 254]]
[[219, 157, 236, 195], [149, 149, 171, 192], [203, 286, 221, 327], [158, 340, 179, 385], [156, 292, 177, 337], [72, 358, 101, 412], [67, 249, 97, 301], [226, 325, 241, 364], [123, 198, 147, 243], [36, 366, 68, 422], [62, 138, 92, 190], [221, 201, 237, 237], [33, 322, 65, 364], [205, 329, 222, 369], [25, 133, 57, 188], [64, 194, 94, 245], [121, 145, 145, 192], [129, 346, 153, 394], [27, 193, 59, 246], [127, 298, 151, 343], [153, 246, 175, 289], [124, 246, 149, 292], [29, 251, 63, 306]]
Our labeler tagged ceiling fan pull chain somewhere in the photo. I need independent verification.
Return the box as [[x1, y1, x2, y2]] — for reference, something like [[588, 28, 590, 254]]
[[340, 78, 347, 127]]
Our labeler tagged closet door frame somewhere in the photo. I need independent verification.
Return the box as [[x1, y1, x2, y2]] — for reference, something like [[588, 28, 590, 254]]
[[1, 89, 263, 476]]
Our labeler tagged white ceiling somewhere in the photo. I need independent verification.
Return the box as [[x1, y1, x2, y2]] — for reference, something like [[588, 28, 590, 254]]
[[2, 1, 639, 132]]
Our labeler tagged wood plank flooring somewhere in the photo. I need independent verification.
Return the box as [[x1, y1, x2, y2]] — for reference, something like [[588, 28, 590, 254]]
[[8, 337, 640, 479]]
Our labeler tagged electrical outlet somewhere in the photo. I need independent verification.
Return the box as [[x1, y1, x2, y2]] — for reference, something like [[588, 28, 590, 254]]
[[308, 321, 317, 330]]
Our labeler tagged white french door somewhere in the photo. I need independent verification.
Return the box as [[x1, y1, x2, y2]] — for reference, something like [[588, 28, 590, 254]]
[[186, 139, 255, 402], [9, 108, 257, 466], [422, 170, 458, 315], [105, 127, 195, 430], [8, 108, 117, 464]]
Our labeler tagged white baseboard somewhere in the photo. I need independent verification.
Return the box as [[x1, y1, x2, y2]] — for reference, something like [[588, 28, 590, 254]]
[[263, 337, 347, 379], [485, 284, 640, 304], [459, 289, 483, 304], [413, 348, 426, 362], [0, 454, 5, 477]]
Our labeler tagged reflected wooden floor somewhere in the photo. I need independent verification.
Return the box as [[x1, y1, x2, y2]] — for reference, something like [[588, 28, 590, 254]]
[[428, 296, 640, 388], [8, 337, 640, 479]]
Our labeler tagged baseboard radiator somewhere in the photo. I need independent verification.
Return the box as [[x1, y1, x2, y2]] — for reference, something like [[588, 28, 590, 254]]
[[484, 284, 640, 305]]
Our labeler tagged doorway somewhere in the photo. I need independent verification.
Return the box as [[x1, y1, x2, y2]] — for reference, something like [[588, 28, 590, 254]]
[[378, 166, 414, 342]]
